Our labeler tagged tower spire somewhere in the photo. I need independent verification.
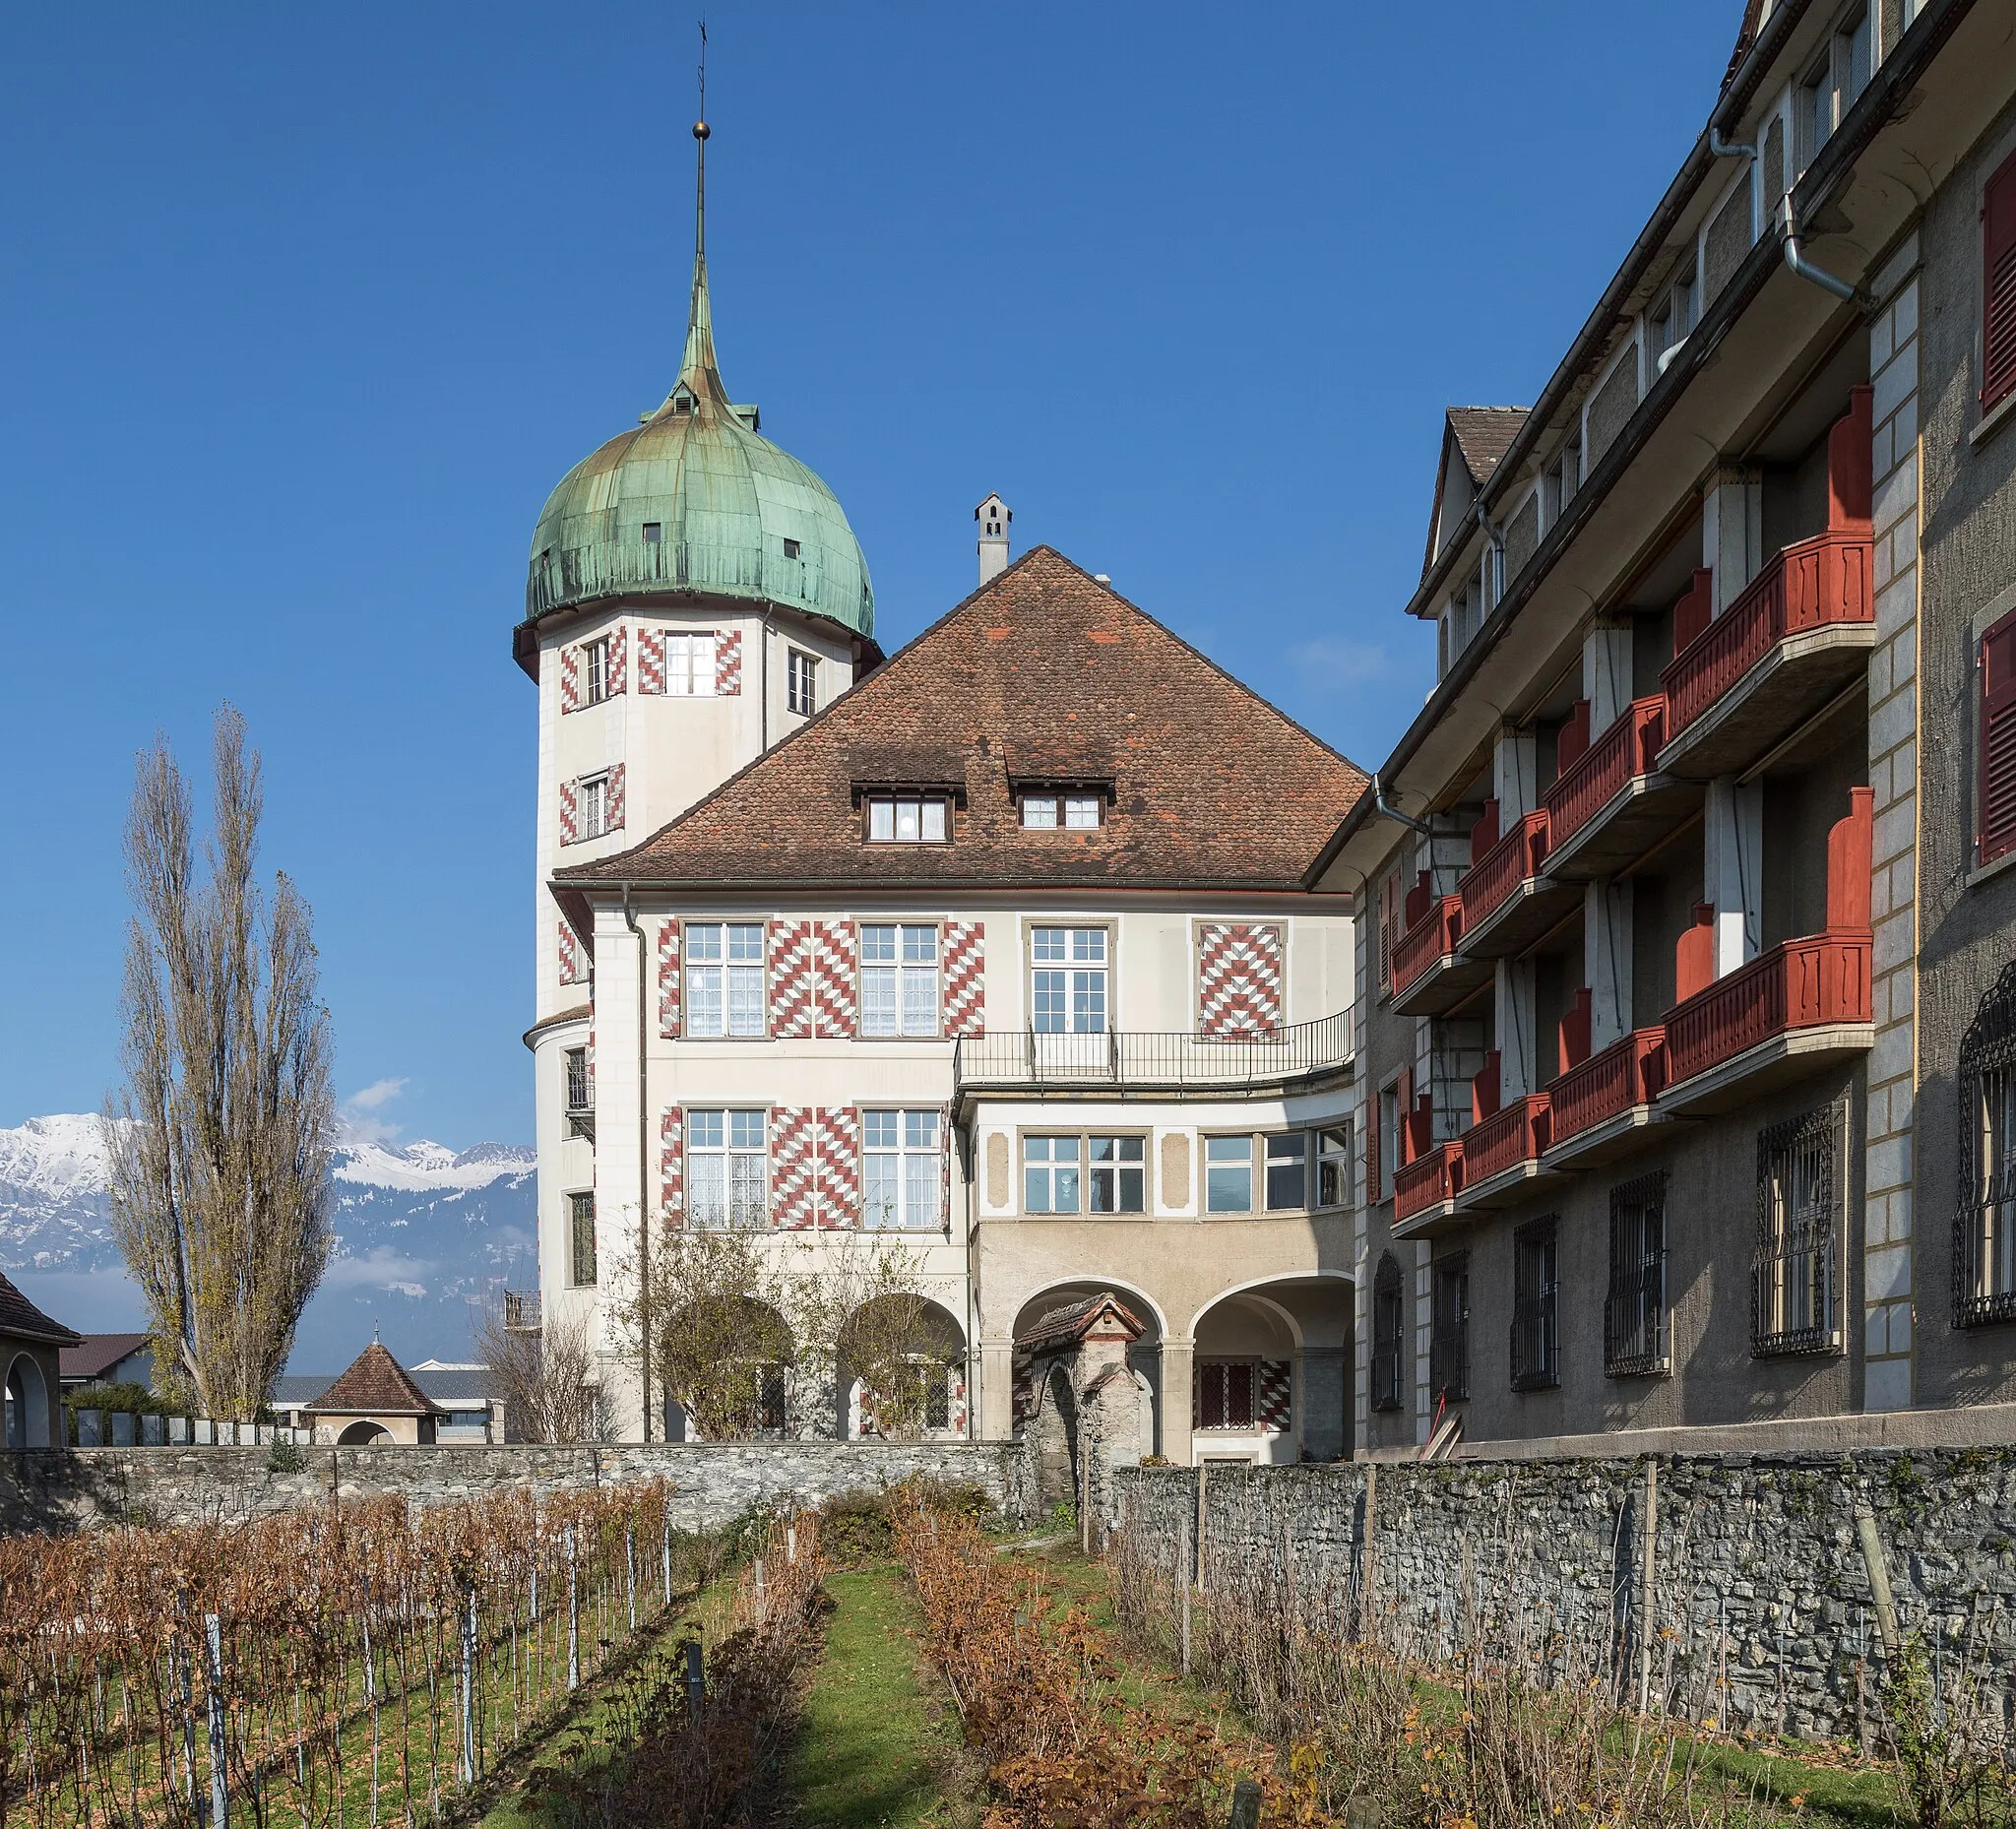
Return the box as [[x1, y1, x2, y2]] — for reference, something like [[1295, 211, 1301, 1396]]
[[669, 22, 726, 410]]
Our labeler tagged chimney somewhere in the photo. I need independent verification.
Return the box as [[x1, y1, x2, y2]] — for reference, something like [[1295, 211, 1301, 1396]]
[[976, 492, 1011, 584]]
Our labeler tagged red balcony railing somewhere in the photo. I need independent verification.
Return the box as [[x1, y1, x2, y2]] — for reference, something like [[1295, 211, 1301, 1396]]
[[1544, 697, 1668, 851], [1660, 529, 1873, 741], [1458, 810, 1551, 935], [1460, 1094, 1551, 1185], [1663, 933, 1873, 1090], [1547, 1028, 1668, 1148], [1391, 895, 1463, 1000], [1394, 1140, 1464, 1224]]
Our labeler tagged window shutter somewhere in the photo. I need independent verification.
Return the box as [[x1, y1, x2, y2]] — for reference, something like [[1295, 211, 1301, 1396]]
[[558, 779, 579, 847], [1984, 149, 2016, 412], [1378, 870, 1401, 998], [1364, 1090, 1380, 1201], [1983, 607, 2016, 864], [559, 645, 581, 714], [606, 763, 626, 833], [607, 625, 628, 695]]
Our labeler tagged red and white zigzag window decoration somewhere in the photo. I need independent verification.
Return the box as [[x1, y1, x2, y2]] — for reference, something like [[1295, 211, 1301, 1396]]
[[771, 1105, 820, 1230], [637, 627, 665, 695], [660, 1108, 683, 1225], [942, 921, 985, 1039], [657, 921, 681, 1038], [1196, 922, 1285, 1039], [716, 629, 744, 697], [559, 645, 581, 714], [558, 922, 588, 986], [816, 1105, 861, 1230], [558, 779, 579, 848], [768, 920, 858, 1039]]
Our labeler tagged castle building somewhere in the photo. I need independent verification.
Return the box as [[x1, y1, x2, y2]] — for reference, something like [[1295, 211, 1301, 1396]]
[[520, 125, 1365, 1456]]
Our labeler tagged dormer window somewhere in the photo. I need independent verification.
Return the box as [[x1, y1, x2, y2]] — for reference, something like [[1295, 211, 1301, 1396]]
[[783, 536, 801, 560], [1021, 792, 1102, 830], [866, 794, 949, 844], [642, 522, 662, 543]]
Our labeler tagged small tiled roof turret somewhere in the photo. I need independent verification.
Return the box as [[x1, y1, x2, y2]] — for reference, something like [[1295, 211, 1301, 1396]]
[[302, 1342, 448, 1418]]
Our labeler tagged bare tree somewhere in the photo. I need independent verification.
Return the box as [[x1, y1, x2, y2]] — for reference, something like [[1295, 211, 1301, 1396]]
[[471, 1289, 612, 1442], [104, 708, 335, 1420]]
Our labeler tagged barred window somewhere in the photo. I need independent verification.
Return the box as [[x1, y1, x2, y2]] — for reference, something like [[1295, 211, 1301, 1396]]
[[1510, 1218, 1559, 1390], [1606, 1171, 1670, 1376], [1429, 1251, 1470, 1404], [1958, 963, 2016, 1325], [1753, 1107, 1842, 1355], [1370, 1253, 1406, 1412], [568, 1192, 597, 1287], [1195, 1360, 1256, 1430]]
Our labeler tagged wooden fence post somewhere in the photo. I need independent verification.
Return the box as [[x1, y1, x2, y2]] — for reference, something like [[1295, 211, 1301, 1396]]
[[204, 1611, 228, 1829], [1361, 1463, 1378, 1638], [1228, 1777, 1262, 1829], [1179, 1508, 1193, 1675], [565, 1526, 580, 1691], [1854, 1502, 1904, 1657], [1637, 1459, 1659, 1717], [1195, 1461, 1209, 1597]]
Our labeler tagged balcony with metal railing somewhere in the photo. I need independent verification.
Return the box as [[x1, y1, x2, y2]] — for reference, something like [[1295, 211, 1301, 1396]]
[[950, 1010, 1354, 1099], [1657, 390, 1875, 783]]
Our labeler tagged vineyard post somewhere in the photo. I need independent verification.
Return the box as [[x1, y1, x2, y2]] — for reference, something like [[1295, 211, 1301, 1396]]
[[566, 1527, 580, 1691], [754, 1555, 766, 1609], [1195, 1462, 1209, 1598], [1227, 1778, 1261, 1829], [1179, 1508, 1193, 1675], [684, 1640, 705, 1716], [458, 1588, 477, 1787], [204, 1612, 227, 1829], [625, 1526, 638, 1632], [662, 1517, 672, 1608], [362, 1581, 379, 1829], [787, 1519, 796, 1564], [175, 1596, 198, 1814], [1360, 1464, 1378, 1641], [1636, 1459, 1659, 1719]]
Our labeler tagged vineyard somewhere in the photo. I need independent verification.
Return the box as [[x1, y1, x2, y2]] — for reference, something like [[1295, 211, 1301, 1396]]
[[0, 1482, 705, 1829]]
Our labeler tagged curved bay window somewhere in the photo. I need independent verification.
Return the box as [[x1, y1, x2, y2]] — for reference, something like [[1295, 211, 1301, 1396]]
[[1370, 1252, 1406, 1412], [1957, 963, 2016, 1326], [1753, 1106, 1843, 1355]]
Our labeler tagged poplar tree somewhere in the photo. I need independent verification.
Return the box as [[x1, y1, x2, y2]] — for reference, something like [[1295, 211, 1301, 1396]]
[[105, 707, 335, 1419]]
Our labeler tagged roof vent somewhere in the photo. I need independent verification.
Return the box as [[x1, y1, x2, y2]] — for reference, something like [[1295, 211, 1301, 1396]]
[[976, 492, 1012, 584]]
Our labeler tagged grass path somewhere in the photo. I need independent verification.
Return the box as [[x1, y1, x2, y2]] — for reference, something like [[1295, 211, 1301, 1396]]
[[788, 1564, 976, 1829]]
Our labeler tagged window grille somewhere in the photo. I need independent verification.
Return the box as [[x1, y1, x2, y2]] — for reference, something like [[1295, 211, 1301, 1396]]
[[1957, 962, 2016, 1325], [1606, 1171, 1670, 1376], [568, 1192, 597, 1287], [563, 1046, 591, 1111], [1429, 1251, 1470, 1403], [1195, 1360, 1256, 1430], [1510, 1218, 1559, 1390], [1370, 1253, 1406, 1412], [1753, 1106, 1842, 1355], [580, 775, 609, 841]]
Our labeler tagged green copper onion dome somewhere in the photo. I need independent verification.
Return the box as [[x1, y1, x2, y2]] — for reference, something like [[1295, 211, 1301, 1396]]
[[524, 125, 874, 639]]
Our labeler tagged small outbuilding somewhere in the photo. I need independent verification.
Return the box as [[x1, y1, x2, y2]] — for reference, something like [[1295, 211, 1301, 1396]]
[[301, 1341, 448, 1446], [0, 1273, 83, 1449]]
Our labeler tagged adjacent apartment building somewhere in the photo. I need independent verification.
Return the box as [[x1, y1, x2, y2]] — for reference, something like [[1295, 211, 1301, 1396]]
[[1318, 0, 2016, 1451]]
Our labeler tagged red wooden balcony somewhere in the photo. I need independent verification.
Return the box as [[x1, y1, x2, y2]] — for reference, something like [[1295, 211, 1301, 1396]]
[[1394, 1140, 1464, 1230], [1657, 390, 1876, 781], [1661, 934, 1872, 1111], [1457, 1094, 1554, 1208], [1545, 1027, 1669, 1163], [1455, 809, 1575, 958], [1390, 894, 1489, 1014], [1542, 697, 1696, 881]]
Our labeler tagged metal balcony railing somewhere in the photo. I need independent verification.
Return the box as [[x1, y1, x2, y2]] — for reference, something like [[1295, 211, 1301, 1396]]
[[951, 1011, 1353, 1093]]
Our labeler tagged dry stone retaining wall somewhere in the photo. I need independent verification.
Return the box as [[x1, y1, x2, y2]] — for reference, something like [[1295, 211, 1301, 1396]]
[[1114, 1450, 2016, 1744], [0, 1440, 1017, 1536]]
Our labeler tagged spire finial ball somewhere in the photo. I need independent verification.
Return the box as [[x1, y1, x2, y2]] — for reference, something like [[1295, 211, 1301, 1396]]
[[694, 121, 711, 141]]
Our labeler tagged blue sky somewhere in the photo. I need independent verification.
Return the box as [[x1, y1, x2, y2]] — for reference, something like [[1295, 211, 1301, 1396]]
[[0, 3, 1740, 1150]]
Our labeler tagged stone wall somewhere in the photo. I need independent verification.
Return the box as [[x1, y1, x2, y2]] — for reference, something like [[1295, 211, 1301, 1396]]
[[0, 1440, 1018, 1536], [1114, 1449, 2016, 1743]]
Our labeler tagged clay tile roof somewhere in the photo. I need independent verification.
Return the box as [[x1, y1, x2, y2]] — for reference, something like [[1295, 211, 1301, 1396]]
[[302, 1342, 447, 1417], [0, 1272, 82, 1347], [59, 1333, 151, 1380], [558, 548, 1368, 892], [1446, 407, 1530, 487], [1014, 1292, 1148, 1356]]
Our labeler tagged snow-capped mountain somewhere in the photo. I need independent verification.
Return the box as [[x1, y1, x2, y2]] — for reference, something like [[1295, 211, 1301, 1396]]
[[0, 1115, 536, 1371]]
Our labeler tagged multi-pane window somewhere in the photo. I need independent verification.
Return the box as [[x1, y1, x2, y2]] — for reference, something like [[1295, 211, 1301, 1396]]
[[1545, 439, 1581, 527], [568, 1192, 597, 1287], [1754, 1107, 1841, 1355], [1264, 1133, 1306, 1210], [865, 795, 948, 843], [1089, 1137, 1145, 1213], [1430, 1252, 1470, 1404], [1797, 5, 1871, 167], [1030, 927, 1107, 1033], [859, 924, 938, 1037], [583, 637, 611, 705], [688, 1109, 768, 1230], [1195, 1360, 1255, 1430], [664, 632, 718, 696], [1959, 968, 2016, 1326], [685, 923, 765, 1038], [1370, 1254, 1405, 1411], [581, 774, 611, 841], [1317, 1124, 1352, 1207], [1021, 792, 1102, 829], [863, 1109, 942, 1230], [1205, 1136, 1252, 1213], [1023, 1134, 1143, 1214], [1650, 268, 1698, 364], [1605, 1171, 1669, 1376], [1023, 1136, 1081, 1213], [1510, 1219, 1559, 1390], [788, 649, 818, 717]]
